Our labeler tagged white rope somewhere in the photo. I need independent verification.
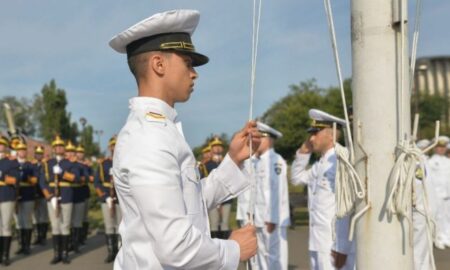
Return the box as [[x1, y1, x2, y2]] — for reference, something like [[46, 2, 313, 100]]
[[386, 142, 436, 270], [409, 0, 424, 91], [247, 1, 262, 268], [324, 0, 368, 241], [323, 0, 354, 161], [335, 143, 365, 218], [247, 0, 262, 226], [398, 0, 406, 142]]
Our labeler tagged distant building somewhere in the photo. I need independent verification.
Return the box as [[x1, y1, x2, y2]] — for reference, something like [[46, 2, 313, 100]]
[[414, 55, 450, 128]]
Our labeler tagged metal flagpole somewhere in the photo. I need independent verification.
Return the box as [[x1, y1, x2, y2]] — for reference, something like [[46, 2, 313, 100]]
[[351, 0, 413, 269]]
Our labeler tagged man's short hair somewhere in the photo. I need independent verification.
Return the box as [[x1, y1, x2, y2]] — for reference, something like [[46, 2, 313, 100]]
[[127, 53, 150, 82]]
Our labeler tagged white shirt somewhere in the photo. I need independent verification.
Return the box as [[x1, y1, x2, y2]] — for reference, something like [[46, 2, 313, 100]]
[[290, 148, 354, 254], [113, 97, 250, 270]]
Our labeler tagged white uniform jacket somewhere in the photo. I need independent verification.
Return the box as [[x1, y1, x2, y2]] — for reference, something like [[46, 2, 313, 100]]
[[256, 149, 290, 228], [290, 148, 353, 254], [427, 154, 450, 200], [113, 97, 250, 270]]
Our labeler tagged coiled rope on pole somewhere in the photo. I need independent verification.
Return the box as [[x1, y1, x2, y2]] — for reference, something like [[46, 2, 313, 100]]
[[323, 0, 368, 238]]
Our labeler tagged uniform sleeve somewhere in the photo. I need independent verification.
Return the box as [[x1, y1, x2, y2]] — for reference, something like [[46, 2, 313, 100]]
[[290, 151, 314, 186], [121, 132, 240, 270], [202, 154, 250, 210]]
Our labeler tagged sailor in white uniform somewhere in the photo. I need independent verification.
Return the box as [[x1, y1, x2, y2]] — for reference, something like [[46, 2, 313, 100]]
[[290, 109, 355, 270], [427, 136, 450, 249], [109, 9, 259, 270], [252, 122, 290, 270], [413, 139, 437, 270]]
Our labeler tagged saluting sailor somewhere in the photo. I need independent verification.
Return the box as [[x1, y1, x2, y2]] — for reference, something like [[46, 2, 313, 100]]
[[252, 122, 290, 270], [0, 135, 16, 266], [94, 135, 121, 263], [109, 9, 259, 269], [291, 109, 355, 270], [31, 145, 49, 246], [11, 139, 38, 256]]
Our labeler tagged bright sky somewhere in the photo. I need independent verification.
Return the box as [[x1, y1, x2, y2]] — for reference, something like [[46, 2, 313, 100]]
[[0, 1, 448, 150]]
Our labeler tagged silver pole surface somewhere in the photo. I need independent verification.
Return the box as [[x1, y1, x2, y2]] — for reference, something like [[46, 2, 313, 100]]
[[351, 0, 413, 269]]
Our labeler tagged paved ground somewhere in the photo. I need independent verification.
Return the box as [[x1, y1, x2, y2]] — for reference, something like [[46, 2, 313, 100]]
[[5, 227, 450, 269]]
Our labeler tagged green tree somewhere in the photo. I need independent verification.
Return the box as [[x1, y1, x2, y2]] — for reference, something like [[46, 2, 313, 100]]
[[261, 79, 352, 161], [414, 94, 449, 139], [0, 96, 36, 136], [37, 79, 78, 143], [78, 124, 100, 157]]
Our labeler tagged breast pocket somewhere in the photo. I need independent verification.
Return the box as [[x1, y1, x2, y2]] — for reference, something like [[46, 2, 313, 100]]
[[182, 167, 202, 215]]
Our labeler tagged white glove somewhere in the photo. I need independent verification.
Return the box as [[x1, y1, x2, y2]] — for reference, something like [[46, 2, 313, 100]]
[[53, 165, 62, 175], [50, 197, 58, 210], [109, 168, 113, 176], [106, 196, 114, 209]]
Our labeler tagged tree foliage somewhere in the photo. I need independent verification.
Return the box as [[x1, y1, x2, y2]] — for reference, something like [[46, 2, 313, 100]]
[[79, 124, 100, 157], [1, 79, 101, 157], [261, 79, 352, 162], [37, 80, 79, 143], [0, 96, 36, 136], [413, 94, 449, 139]]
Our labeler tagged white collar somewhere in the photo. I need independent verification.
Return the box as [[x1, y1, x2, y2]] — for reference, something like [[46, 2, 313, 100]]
[[129, 97, 178, 122]]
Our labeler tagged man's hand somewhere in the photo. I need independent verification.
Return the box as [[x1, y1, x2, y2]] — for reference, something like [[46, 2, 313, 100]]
[[298, 139, 313, 154], [228, 121, 261, 165], [265, 222, 276, 234], [331, 250, 348, 269], [229, 224, 257, 261]]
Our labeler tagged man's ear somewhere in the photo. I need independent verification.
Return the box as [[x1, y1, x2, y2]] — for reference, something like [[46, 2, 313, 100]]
[[150, 53, 166, 76]]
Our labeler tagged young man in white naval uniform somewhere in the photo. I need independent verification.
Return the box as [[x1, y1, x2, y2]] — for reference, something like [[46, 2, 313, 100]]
[[426, 136, 450, 249], [252, 122, 290, 270], [109, 9, 258, 270], [290, 109, 355, 270]]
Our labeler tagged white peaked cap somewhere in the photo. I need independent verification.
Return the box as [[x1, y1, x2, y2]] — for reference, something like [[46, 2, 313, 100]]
[[257, 122, 283, 139]]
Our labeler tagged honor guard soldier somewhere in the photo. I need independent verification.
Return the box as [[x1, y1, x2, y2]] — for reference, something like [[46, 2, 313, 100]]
[[39, 135, 80, 264], [0, 135, 16, 265], [109, 9, 258, 269], [65, 142, 84, 254], [205, 137, 233, 239], [11, 139, 38, 256], [252, 122, 290, 270], [32, 145, 49, 246], [427, 135, 450, 249], [291, 109, 355, 270], [197, 144, 211, 178], [94, 135, 121, 263], [75, 145, 93, 245]]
